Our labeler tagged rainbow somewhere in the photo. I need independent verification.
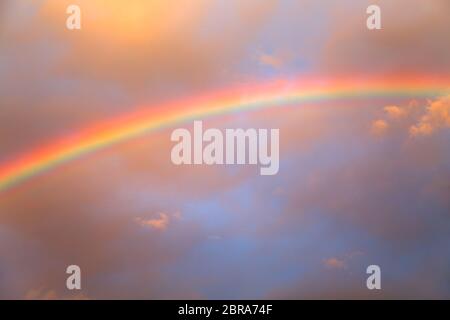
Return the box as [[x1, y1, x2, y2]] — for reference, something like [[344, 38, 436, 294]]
[[0, 76, 449, 192]]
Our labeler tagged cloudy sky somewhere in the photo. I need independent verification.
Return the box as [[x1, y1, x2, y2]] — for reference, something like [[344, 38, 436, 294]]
[[0, 0, 449, 299]]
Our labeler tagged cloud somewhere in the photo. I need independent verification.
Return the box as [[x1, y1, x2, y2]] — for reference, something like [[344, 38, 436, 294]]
[[0, 0, 279, 159], [31, 0, 278, 92], [24, 288, 57, 300], [2, 94, 449, 299], [320, 0, 450, 75], [253, 96, 450, 298], [0, 149, 211, 299], [24, 288, 88, 300], [384, 105, 407, 119], [410, 95, 450, 136], [259, 53, 283, 68], [135, 213, 170, 231], [0, 0, 449, 299], [323, 252, 364, 271], [370, 96, 450, 138], [323, 257, 346, 269], [371, 119, 388, 136], [258, 52, 288, 69]]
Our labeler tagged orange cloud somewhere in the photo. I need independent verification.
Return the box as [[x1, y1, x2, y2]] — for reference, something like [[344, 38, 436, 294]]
[[135, 212, 170, 230], [410, 95, 450, 136], [24, 288, 89, 300], [384, 105, 407, 119], [24, 288, 57, 300], [371, 119, 388, 136], [323, 257, 346, 269], [371, 96, 450, 137]]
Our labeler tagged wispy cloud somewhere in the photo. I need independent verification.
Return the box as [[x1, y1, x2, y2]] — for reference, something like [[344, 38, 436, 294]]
[[323, 257, 346, 269], [135, 213, 170, 230]]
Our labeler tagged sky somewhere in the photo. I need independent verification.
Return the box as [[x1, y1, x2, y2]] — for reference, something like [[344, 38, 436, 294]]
[[0, 0, 449, 299]]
